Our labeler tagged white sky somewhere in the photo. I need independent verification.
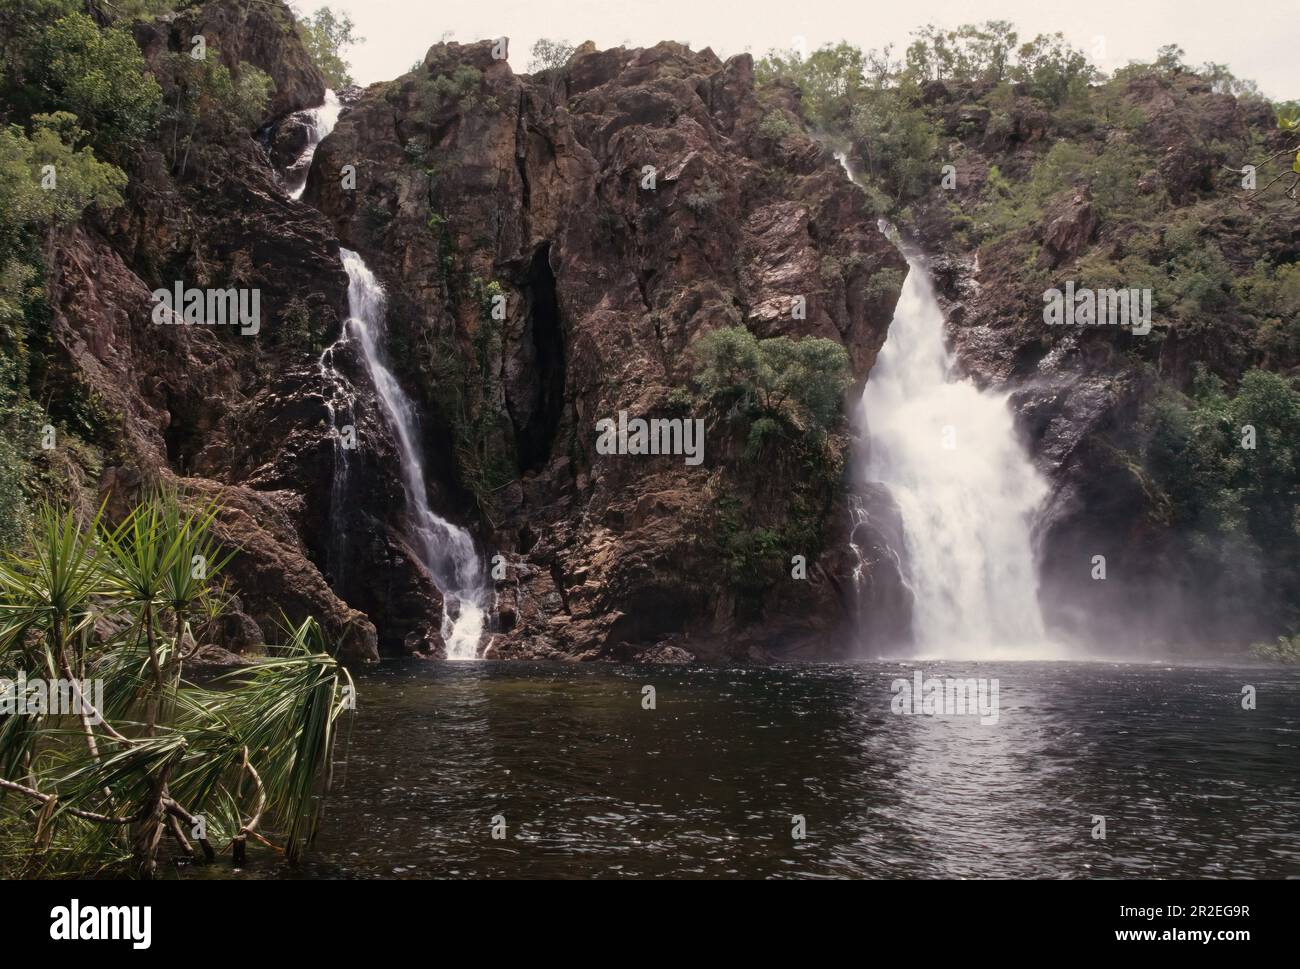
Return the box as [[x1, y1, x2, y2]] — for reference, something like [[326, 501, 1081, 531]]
[[306, 0, 1295, 101]]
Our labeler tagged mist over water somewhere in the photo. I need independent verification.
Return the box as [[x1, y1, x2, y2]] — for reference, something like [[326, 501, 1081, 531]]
[[857, 234, 1054, 659]]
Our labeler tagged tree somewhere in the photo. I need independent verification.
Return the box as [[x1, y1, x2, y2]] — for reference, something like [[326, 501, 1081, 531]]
[[1013, 33, 1098, 104], [691, 326, 851, 435], [0, 495, 355, 877], [528, 37, 574, 74], [295, 6, 362, 89], [755, 42, 866, 130], [32, 13, 162, 151]]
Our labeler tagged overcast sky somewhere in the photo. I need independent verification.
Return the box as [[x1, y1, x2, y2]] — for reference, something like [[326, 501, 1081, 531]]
[[304, 0, 1295, 101]]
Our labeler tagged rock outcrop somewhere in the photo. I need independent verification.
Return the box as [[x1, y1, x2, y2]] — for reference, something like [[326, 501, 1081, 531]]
[[44, 1, 382, 662], [42, 8, 906, 664], [307, 40, 904, 660]]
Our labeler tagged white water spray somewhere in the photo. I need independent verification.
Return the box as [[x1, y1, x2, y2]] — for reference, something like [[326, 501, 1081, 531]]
[[332, 249, 488, 659], [835, 151, 1051, 656], [287, 89, 341, 199], [857, 245, 1050, 656]]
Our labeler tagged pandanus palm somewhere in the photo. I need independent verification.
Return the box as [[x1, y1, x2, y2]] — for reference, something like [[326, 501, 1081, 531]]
[[0, 504, 112, 768], [0, 492, 355, 878]]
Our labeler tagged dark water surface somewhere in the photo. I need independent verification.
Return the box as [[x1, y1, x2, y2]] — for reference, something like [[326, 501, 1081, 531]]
[[218, 660, 1300, 879]]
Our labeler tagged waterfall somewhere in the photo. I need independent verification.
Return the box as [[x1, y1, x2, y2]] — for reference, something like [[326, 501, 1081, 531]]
[[836, 149, 1050, 655], [856, 245, 1050, 657], [330, 248, 488, 659], [287, 89, 341, 200], [318, 333, 355, 588]]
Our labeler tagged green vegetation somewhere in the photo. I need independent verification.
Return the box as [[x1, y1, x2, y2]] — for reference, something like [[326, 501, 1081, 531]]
[[1137, 367, 1300, 637], [0, 109, 128, 547], [0, 495, 353, 878], [161, 51, 275, 174], [1, 11, 162, 157], [690, 328, 852, 615], [296, 6, 362, 89], [682, 175, 723, 215], [416, 64, 498, 113], [692, 326, 851, 442], [528, 37, 575, 74], [757, 110, 796, 143]]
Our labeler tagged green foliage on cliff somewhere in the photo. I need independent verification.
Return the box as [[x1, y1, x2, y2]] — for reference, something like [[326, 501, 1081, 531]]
[[160, 51, 275, 174], [28, 13, 162, 152], [295, 6, 362, 89], [692, 326, 851, 439], [1139, 367, 1300, 634], [690, 328, 851, 615], [682, 175, 723, 215], [417, 64, 497, 113], [0, 113, 128, 545]]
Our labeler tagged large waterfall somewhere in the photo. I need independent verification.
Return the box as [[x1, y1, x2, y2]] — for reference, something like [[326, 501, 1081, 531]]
[[330, 250, 488, 659], [856, 243, 1050, 657], [834, 145, 1050, 656]]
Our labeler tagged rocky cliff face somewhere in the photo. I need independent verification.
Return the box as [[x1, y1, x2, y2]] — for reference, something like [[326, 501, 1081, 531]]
[[44, 6, 905, 663], [308, 39, 904, 661], [42, 0, 384, 661]]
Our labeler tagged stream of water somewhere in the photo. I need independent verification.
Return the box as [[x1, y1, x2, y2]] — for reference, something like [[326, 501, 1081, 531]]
[[287, 89, 341, 199], [334, 251, 487, 658], [833, 150, 1051, 658], [856, 248, 1051, 658], [290, 91, 487, 658]]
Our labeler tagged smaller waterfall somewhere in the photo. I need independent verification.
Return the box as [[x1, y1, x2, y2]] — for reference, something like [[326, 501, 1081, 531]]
[[318, 334, 355, 587], [287, 90, 341, 199], [331, 249, 488, 659]]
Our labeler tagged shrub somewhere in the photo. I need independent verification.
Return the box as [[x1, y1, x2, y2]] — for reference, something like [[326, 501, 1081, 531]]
[[691, 326, 851, 435], [758, 110, 795, 142], [0, 497, 355, 877], [33, 13, 162, 151], [682, 175, 723, 215]]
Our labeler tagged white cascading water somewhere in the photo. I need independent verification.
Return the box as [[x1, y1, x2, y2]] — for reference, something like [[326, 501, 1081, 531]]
[[835, 152, 1051, 657], [287, 89, 341, 199], [332, 250, 488, 659], [290, 91, 486, 657]]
